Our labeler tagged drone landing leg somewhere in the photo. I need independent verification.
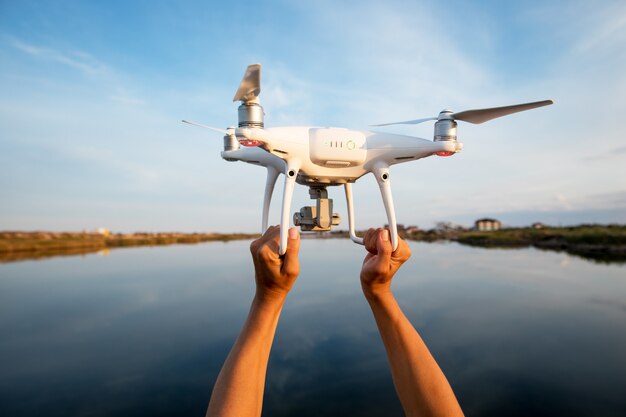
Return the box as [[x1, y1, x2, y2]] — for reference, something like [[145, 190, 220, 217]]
[[344, 183, 364, 245], [279, 163, 300, 255], [373, 165, 399, 252], [262, 166, 279, 233]]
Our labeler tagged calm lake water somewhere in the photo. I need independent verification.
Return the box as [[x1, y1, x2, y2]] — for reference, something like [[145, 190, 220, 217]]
[[1, 239, 625, 416]]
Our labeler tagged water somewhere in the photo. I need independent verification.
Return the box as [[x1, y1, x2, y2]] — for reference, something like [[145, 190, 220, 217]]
[[1, 239, 625, 416]]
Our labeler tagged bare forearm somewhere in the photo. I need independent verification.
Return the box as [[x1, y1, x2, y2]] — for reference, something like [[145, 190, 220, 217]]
[[367, 291, 463, 417], [207, 291, 285, 417]]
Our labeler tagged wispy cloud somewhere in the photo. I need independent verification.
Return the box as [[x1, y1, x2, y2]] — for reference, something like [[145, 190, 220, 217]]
[[8, 37, 108, 76], [64, 146, 160, 185], [582, 146, 626, 162], [571, 5, 626, 55], [555, 193, 573, 211]]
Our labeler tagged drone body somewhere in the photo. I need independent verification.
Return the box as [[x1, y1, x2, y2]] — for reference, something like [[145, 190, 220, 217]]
[[184, 64, 553, 254]]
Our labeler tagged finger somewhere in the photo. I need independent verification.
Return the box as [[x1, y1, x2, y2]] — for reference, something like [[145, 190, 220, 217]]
[[392, 237, 412, 263], [378, 229, 392, 254], [263, 226, 281, 256], [364, 228, 379, 254], [282, 227, 301, 277], [250, 236, 261, 255], [375, 229, 392, 271], [251, 226, 276, 257], [265, 224, 280, 238]]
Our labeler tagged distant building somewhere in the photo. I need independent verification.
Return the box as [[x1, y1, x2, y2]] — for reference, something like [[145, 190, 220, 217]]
[[532, 222, 546, 229], [475, 218, 501, 231], [97, 227, 110, 237]]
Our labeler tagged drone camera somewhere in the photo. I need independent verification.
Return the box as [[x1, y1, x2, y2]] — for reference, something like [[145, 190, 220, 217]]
[[293, 186, 341, 231]]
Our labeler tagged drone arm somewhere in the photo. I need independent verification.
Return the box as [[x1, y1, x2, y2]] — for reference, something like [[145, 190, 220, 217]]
[[344, 183, 364, 245], [279, 161, 301, 255], [372, 164, 399, 252], [262, 167, 280, 233]]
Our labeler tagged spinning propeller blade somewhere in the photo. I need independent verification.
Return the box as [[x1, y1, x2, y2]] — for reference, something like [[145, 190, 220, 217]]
[[371, 99, 553, 127], [233, 64, 261, 102], [371, 117, 437, 127], [451, 100, 554, 124], [182, 120, 227, 134]]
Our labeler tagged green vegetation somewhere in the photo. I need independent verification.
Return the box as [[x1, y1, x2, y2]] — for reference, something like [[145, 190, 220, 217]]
[[0, 231, 259, 263], [414, 224, 626, 264], [2, 225, 625, 264], [454, 224, 626, 246]]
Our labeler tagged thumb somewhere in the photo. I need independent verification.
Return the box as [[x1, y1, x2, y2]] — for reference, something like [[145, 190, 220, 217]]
[[282, 227, 301, 277], [376, 229, 392, 262]]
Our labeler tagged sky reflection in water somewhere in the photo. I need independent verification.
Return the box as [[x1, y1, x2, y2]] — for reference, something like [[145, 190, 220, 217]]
[[1, 240, 625, 416]]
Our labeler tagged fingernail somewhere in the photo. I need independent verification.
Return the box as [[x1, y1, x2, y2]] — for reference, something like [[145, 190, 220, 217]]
[[381, 230, 389, 241], [289, 227, 299, 239]]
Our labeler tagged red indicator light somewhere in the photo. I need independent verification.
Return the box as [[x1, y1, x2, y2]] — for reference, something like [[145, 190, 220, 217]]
[[435, 151, 455, 157], [239, 139, 264, 147]]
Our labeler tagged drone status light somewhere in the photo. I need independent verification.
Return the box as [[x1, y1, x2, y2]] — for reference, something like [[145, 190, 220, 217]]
[[239, 139, 265, 147]]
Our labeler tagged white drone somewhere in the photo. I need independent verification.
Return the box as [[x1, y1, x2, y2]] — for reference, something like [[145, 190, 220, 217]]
[[184, 64, 553, 255]]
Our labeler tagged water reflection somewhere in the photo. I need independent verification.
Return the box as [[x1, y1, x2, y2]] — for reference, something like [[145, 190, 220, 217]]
[[1, 241, 625, 416]]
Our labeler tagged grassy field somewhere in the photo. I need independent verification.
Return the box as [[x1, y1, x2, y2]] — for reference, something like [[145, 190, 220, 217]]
[[0, 231, 259, 263], [440, 224, 626, 263]]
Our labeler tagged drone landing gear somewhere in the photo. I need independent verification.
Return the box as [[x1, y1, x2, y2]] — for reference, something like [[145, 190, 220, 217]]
[[343, 165, 399, 252], [266, 163, 399, 255], [293, 187, 341, 231]]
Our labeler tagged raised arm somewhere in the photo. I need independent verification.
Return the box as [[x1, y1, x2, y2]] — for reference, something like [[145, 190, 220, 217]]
[[360, 229, 463, 417], [206, 225, 300, 417]]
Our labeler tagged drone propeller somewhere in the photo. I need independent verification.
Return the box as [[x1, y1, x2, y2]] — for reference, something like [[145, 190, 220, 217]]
[[372, 99, 554, 126], [233, 64, 261, 103], [451, 100, 554, 124], [371, 116, 437, 127], [182, 119, 228, 134]]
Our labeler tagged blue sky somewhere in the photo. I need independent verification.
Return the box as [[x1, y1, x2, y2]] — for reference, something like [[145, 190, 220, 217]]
[[1, 0, 625, 232]]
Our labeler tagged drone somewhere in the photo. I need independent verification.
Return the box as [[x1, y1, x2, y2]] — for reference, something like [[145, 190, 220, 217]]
[[184, 64, 553, 255]]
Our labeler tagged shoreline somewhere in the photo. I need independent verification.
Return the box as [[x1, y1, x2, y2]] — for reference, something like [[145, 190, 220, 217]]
[[0, 231, 260, 263], [1, 225, 625, 264], [424, 225, 626, 264]]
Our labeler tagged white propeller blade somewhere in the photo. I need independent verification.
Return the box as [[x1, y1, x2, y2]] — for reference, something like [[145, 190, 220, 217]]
[[233, 64, 261, 102], [371, 116, 437, 127], [182, 120, 227, 134]]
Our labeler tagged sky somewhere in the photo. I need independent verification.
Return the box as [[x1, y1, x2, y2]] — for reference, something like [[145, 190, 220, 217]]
[[1, 0, 625, 233]]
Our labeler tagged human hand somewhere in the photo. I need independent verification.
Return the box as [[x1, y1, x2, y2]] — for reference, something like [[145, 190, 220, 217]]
[[250, 225, 301, 301], [360, 228, 411, 299]]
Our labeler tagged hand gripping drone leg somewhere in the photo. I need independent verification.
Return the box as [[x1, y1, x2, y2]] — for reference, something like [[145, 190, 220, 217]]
[[279, 161, 301, 255], [372, 164, 399, 252], [262, 166, 280, 233], [344, 183, 364, 246]]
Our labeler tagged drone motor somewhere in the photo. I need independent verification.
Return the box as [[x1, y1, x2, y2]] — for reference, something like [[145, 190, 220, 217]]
[[238, 103, 264, 128], [434, 112, 458, 157]]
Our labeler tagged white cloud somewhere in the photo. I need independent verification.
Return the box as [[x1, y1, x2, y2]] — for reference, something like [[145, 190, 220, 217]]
[[555, 193, 573, 211], [8, 37, 108, 76]]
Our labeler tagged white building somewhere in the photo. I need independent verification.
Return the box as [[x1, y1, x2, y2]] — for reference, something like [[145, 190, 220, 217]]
[[474, 218, 502, 231]]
